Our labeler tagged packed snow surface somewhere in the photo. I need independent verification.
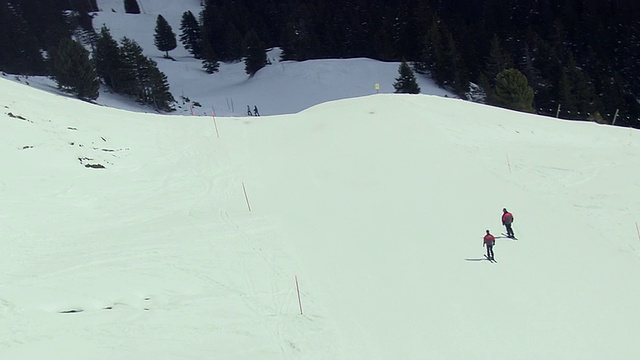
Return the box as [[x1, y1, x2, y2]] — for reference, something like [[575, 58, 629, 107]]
[[1, 0, 640, 359]]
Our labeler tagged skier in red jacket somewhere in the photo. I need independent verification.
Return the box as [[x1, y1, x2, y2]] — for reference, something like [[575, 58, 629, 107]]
[[483, 230, 495, 260], [501, 208, 515, 238]]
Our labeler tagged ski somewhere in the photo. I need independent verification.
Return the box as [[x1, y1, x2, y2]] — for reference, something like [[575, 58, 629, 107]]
[[484, 255, 496, 263], [501, 233, 518, 240]]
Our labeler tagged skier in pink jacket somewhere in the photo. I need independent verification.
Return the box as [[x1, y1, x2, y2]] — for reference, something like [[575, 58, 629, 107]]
[[483, 230, 496, 260], [502, 208, 515, 238]]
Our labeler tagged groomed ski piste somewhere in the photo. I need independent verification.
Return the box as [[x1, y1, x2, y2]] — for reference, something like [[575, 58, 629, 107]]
[[3, 74, 640, 359], [1, 0, 640, 359]]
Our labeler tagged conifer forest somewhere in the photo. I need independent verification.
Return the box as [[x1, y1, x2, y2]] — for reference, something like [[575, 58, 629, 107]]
[[1, 0, 639, 127]]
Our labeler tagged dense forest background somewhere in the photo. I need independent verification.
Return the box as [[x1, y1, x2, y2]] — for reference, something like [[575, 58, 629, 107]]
[[1, 0, 639, 127]]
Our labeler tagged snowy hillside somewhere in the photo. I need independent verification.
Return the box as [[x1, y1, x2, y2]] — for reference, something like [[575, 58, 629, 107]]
[[2, 68, 640, 359], [1, 0, 640, 359]]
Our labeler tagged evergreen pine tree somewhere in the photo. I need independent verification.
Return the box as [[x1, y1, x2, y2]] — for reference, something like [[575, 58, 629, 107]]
[[417, 18, 442, 81], [117, 37, 174, 111], [420, 17, 468, 96], [593, 71, 627, 124], [66, 0, 99, 13], [200, 1, 242, 62], [50, 37, 99, 100], [179, 10, 203, 59], [117, 37, 146, 97], [480, 35, 514, 102], [135, 57, 174, 111], [244, 30, 267, 77], [19, 0, 71, 53], [477, 73, 492, 104], [393, 61, 421, 94], [223, 22, 244, 61], [442, 30, 469, 97], [124, 0, 140, 14], [154, 15, 177, 58], [0, 0, 46, 74], [280, 20, 303, 61], [492, 68, 535, 113], [0, 1, 11, 69], [483, 35, 514, 87], [557, 53, 600, 118], [373, 28, 395, 62], [201, 59, 219, 73], [94, 26, 124, 91], [199, 11, 220, 74], [201, 48, 220, 73], [147, 61, 175, 111], [519, 43, 544, 94]]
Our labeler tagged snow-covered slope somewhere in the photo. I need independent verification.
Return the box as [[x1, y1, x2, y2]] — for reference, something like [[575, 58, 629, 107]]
[[2, 71, 640, 359], [2, 0, 640, 358]]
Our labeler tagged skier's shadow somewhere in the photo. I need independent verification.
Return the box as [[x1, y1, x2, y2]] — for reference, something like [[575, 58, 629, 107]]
[[464, 258, 491, 262]]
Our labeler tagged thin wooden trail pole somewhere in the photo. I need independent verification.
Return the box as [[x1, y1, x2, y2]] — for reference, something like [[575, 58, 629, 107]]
[[636, 222, 640, 243], [242, 182, 252, 211], [295, 275, 303, 315], [212, 107, 219, 138]]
